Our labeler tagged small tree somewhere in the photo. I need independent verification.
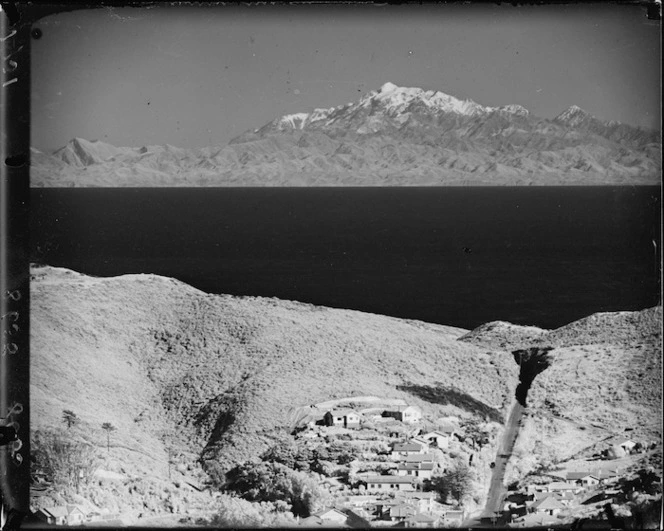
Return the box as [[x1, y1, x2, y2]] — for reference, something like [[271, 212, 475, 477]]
[[431, 463, 473, 504], [32, 429, 97, 493], [101, 422, 116, 452], [62, 410, 79, 429]]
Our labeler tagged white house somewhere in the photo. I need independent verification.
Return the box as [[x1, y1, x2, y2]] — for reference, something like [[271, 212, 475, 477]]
[[396, 462, 435, 480], [392, 441, 429, 457], [405, 453, 434, 464], [530, 495, 564, 516], [421, 430, 453, 449], [315, 508, 349, 523], [545, 481, 584, 494], [365, 476, 416, 492], [394, 491, 437, 513], [34, 506, 85, 526], [614, 437, 637, 453], [324, 409, 361, 429], [383, 405, 422, 424], [405, 513, 440, 528], [565, 472, 600, 486]]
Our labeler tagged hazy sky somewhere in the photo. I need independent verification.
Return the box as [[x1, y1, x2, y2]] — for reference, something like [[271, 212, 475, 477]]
[[31, 4, 661, 151]]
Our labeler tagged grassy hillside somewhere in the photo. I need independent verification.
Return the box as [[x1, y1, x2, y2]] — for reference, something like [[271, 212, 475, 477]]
[[461, 307, 662, 482], [30, 266, 518, 497], [30, 265, 660, 523]]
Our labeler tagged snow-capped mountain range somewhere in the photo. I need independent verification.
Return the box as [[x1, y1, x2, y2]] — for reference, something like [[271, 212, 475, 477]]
[[31, 82, 661, 186]]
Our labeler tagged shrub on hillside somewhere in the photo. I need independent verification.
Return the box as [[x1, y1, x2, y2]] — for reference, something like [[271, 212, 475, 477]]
[[261, 439, 314, 472], [32, 429, 98, 492], [429, 462, 473, 504], [198, 494, 296, 527], [312, 441, 360, 466], [224, 461, 328, 517]]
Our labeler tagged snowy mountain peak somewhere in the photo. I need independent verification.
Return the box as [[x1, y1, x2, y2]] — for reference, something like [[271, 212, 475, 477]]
[[277, 113, 309, 130], [555, 105, 594, 126], [367, 82, 487, 117], [380, 81, 400, 93], [497, 104, 530, 117]]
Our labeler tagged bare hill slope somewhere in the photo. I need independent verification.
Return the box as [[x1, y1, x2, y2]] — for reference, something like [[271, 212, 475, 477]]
[[31, 265, 661, 518], [461, 306, 662, 480], [30, 265, 518, 484]]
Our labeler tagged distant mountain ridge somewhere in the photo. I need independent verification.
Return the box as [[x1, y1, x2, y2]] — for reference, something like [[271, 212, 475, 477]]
[[31, 82, 661, 186]]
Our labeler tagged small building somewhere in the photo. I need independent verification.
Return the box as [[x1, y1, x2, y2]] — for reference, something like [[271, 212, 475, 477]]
[[365, 476, 416, 492], [404, 513, 440, 528], [556, 491, 577, 506], [394, 492, 436, 513], [530, 495, 564, 516], [411, 436, 431, 450], [443, 509, 465, 526], [386, 503, 416, 522], [383, 405, 422, 424], [396, 462, 435, 480], [614, 437, 637, 453], [546, 481, 584, 493], [405, 453, 434, 464], [341, 495, 377, 508], [316, 508, 349, 523], [35, 505, 85, 526], [392, 442, 428, 457], [299, 508, 349, 527], [512, 512, 558, 528], [421, 430, 453, 449], [324, 409, 361, 429], [565, 472, 600, 486]]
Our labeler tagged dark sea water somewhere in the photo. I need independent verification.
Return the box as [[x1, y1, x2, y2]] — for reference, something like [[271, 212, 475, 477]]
[[30, 186, 661, 330]]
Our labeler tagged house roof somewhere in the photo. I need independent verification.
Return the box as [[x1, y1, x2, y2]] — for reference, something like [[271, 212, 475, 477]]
[[393, 443, 424, 452], [423, 430, 453, 438], [399, 462, 434, 470], [438, 421, 457, 433], [386, 405, 421, 413], [41, 507, 73, 518], [406, 513, 438, 523], [405, 453, 434, 462], [389, 504, 416, 517], [566, 471, 597, 480], [366, 476, 414, 484], [327, 408, 358, 417], [395, 491, 437, 500], [531, 495, 564, 510], [557, 491, 576, 500], [314, 508, 348, 520], [299, 515, 349, 527], [515, 513, 558, 526], [548, 481, 580, 490]]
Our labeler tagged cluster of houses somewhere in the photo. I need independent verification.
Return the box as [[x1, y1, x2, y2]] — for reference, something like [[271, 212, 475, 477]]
[[321, 405, 424, 430], [296, 404, 471, 527], [32, 505, 123, 527], [506, 468, 621, 527], [299, 492, 466, 528]]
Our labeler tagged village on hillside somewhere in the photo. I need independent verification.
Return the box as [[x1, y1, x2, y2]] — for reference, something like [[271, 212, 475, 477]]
[[30, 396, 661, 528], [283, 399, 660, 528]]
